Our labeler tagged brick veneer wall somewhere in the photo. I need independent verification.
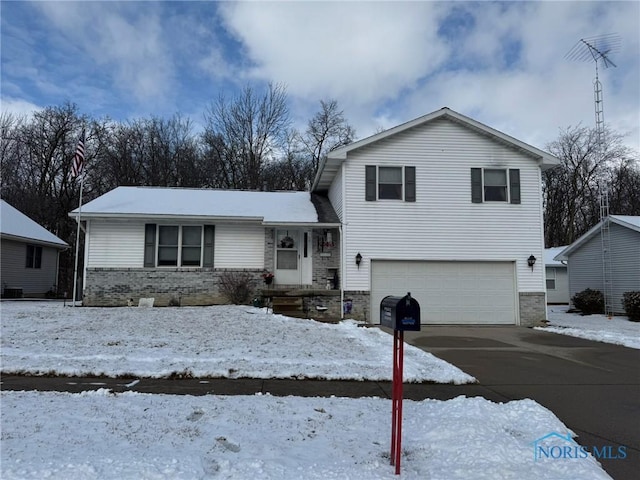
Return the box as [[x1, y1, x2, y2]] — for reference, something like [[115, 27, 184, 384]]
[[519, 292, 547, 326], [83, 268, 264, 307]]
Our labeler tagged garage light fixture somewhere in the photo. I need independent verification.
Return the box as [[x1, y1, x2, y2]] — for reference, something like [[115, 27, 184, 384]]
[[527, 255, 537, 271], [355, 253, 363, 269]]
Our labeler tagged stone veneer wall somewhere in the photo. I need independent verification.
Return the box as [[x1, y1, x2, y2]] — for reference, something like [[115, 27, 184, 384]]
[[338, 292, 546, 325], [342, 291, 372, 322], [519, 292, 547, 327], [83, 268, 264, 307]]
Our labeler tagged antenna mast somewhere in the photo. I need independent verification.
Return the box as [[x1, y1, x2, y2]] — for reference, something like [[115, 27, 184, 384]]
[[565, 34, 620, 318], [565, 34, 620, 149]]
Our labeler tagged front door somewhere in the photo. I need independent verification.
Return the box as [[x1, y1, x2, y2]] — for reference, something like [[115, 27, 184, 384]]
[[274, 229, 312, 285]]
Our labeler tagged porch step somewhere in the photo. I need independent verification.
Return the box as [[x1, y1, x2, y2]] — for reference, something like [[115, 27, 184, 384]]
[[272, 296, 304, 316]]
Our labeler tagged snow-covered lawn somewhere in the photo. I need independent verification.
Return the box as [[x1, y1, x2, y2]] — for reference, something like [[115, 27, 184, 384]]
[[0, 301, 613, 479], [1, 390, 611, 480], [0, 301, 472, 384], [538, 306, 640, 350]]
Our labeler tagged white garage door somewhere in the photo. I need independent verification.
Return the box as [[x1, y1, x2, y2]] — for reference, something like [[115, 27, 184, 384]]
[[371, 261, 517, 325]]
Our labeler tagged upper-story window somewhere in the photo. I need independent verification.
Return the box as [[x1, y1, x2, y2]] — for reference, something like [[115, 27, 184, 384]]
[[366, 165, 416, 202], [471, 168, 520, 204], [144, 224, 215, 268]]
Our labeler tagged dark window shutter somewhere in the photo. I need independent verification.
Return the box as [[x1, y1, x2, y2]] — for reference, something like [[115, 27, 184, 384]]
[[203, 225, 215, 267], [405, 166, 416, 202], [365, 166, 377, 201], [509, 169, 521, 204], [471, 168, 483, 203], [144, 224, 156, 267]]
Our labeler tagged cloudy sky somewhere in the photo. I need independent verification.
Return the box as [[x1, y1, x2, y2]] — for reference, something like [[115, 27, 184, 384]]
[[2, 1, 639, 151]]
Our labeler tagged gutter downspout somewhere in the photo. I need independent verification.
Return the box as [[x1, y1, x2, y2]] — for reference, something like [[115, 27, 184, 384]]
[[339, 223, 344, 320], [340, 163, 347, 320]]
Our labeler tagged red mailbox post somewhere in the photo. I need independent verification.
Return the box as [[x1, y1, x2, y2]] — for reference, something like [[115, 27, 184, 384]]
[[380, 293, 420, 475]]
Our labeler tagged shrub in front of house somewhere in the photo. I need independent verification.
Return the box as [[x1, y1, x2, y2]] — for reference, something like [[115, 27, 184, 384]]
[[219, 272, 255, 305], [571, 288, 604, 315], [622, 291, 640, 322]]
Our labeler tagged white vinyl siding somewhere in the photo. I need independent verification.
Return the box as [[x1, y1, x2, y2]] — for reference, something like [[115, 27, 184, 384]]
[[340, 118, 545, 293], [214, 225, 265, 269], [86, 221, 145, 267], [328, 165, 344, 222], [87, 221, 265, 270]]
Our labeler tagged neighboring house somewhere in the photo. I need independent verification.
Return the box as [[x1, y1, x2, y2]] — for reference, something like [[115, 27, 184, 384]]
[[555, 215, 640, 314], [544, 247, 569, 304], [72, 107, 559, 326], [70, 188, 341, 308], [1, 200, 69, 297], [312, 107, 559, 326]]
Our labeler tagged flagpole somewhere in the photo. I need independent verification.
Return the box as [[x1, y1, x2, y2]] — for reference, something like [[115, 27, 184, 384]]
[[71, 129, 86, 307], [72, 176, 84, 307]]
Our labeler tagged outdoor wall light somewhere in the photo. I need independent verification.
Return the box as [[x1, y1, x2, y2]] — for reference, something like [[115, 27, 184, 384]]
[[355, 253, 363, 269], [527, 255, 537, 271]]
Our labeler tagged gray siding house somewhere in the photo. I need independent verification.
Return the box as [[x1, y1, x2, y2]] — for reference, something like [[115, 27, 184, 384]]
[[1, 200, 69, 297], [555, 216, 640, 314], [544, 246, 569, 304]]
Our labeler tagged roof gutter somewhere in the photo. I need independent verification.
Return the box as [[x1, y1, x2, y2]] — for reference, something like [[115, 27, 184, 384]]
[[0, 233, 69, 249], [67, 212, 265, 223]]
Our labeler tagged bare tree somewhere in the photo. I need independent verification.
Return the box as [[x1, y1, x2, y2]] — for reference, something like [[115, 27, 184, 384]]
[[0, 103, 92, 293], [543, 125, 639, 247], [302, 99, 355, 178], [202, 83, 290, 190]]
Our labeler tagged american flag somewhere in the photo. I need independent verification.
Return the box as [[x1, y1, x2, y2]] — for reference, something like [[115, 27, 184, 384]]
[[71, 130, 85, 178]]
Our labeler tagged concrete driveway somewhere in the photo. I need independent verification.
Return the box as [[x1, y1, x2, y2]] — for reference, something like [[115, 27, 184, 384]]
[[395, 325, 640, 480]]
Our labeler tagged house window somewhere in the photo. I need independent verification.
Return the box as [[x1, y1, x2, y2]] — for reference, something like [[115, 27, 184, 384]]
[[471, 168, 520, 204], [157, 225, 203, 267], [379, 167, 403, 199], [26, 245, 42, 269], [484, 169, 508, 201], [366, 165, 416, 202], [546, 268, 556, 290]]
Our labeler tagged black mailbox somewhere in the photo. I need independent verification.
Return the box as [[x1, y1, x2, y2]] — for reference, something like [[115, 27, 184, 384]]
[[380, 292, 421, 331]]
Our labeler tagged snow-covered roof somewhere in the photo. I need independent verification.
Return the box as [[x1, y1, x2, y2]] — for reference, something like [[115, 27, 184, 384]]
[[554, 215, 640, 261], [312, 107, 561, 191], [71, 187, 328, 225], [0, 200, 68, 248], [544, 247, 567, 267]]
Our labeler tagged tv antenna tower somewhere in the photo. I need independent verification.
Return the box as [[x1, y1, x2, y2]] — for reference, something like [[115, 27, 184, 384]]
[[565, 34, 621, 318], [565, 33, 621, 148]]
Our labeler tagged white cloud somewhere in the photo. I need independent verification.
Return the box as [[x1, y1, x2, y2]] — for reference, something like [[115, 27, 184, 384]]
[[219, 1, 449, 103], [0, 97, 41, 118], [34, 2, 175, 103]]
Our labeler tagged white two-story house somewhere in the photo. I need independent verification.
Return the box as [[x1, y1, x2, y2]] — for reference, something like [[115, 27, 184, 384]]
[[72, 108, 557, 326], [312, 107, 559, 326]]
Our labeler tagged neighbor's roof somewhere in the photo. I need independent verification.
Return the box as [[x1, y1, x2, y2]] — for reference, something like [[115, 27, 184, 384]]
[[544, 247, 568, 267], [554, 215, 640, 261], [70, 187, 337, 225], [312, 107, 561, 191], [0, 200, 68, 248]]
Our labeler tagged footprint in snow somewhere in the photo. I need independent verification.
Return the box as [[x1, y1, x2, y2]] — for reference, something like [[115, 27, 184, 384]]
[[187, 409, 205, 422], [216, 436, 241, 453]]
